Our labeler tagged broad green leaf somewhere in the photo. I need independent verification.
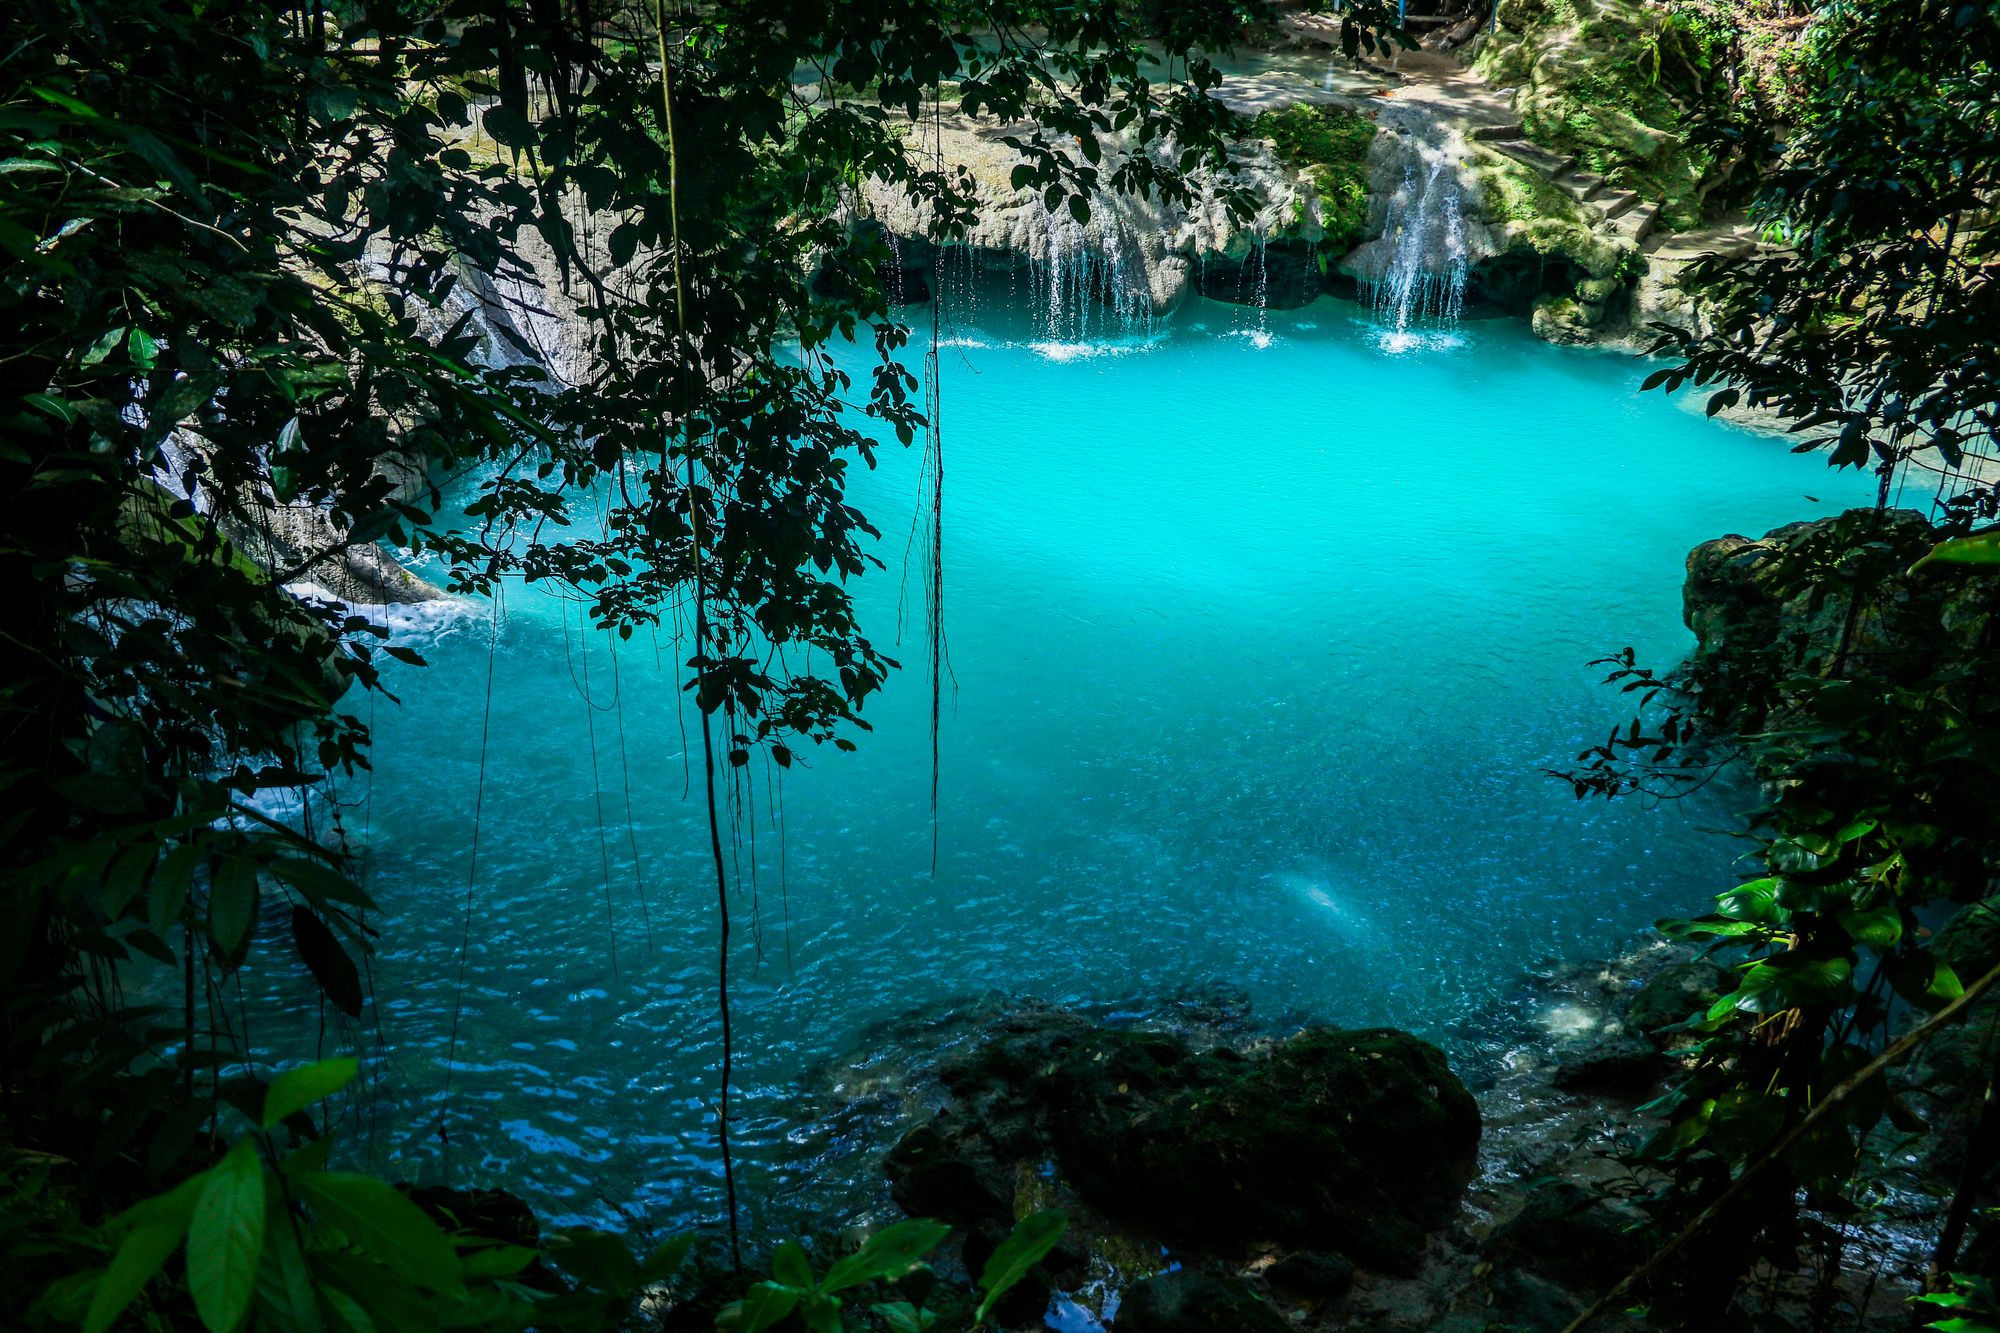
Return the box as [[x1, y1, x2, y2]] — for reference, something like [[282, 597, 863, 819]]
[[547, 1227, 638, 1294], [84, 1173, 208, 1333], [1838, 905, 1902, 951], [459, 1244, 538, 1280], [295, 1172, 463, 1296], [799, 1292, 843, 1333], [975, 1209, 1067, 1321], [820, 1218, 950, 1293], [290, 908, 364, 1017], [83, 326, 127, 366], [320, 1286, 376, 1333], [1916, 529, 2000, 568], [724, 1282, 802, 1333], [208, 857, 258, 966], [872, 1301, 935, 1333], [1718, 877, 1780, 923], [638, 1233, 696, 1285], [187, 1140, 267, 1332], [254, 1192, 322, 1333], [1733, 956, 1853, 1013], [1835, 818, 1879, 844], [263, 1057, 359, 1127], [770, 1240, 814, 1290]]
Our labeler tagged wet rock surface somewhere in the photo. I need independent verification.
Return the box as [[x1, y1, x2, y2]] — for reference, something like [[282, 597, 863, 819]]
[[788, 931, 1932, 1331], [909, 1018, 1481, 1272], [1680, 508, 2000, 739], [1115, 1272, 1290, 1333]]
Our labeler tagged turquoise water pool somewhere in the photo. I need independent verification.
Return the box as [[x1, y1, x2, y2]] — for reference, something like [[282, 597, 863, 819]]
[[285, 293, 1875, 1235]]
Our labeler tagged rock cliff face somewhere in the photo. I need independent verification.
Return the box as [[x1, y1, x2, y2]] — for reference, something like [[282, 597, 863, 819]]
[[1678, 508, 1997, 736], [855, 113, 1321, 325], [850, 70, 1668, 343]]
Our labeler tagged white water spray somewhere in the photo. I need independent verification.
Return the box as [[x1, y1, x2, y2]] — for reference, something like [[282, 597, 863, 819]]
[[1026, 200, 1156, 350], [1368, 144, 1470, 348]]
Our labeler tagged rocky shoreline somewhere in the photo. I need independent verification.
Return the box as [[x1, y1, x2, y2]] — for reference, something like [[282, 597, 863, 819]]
[[765, 937, 1778, 1332]]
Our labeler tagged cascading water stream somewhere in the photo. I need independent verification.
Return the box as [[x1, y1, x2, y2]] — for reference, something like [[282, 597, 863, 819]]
[[1027, 200, 1155, 353], [1369, 145, 1470, 349], [1248, 231, 1274, 349]]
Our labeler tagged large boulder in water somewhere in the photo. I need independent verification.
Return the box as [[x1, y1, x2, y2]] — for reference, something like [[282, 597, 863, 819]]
[[896, 1014, 1481, 1274]]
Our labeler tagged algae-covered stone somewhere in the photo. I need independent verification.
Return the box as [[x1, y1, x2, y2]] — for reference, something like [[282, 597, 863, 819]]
[[1531, 293, 1596, 344], [1626, 960, 1734, 1038], [1937, 900, 2000, 982], [1045, 1027, 1480, 1271], [912, 1016, 1480, 1273], [884, 1122, 1011, 1225], [1255, 102, 1379, 252], [1114, 1272, 1289, 1333], [1475, 0, 1738, 228]]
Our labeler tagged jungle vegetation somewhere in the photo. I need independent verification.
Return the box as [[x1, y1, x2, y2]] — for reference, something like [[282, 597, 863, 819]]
[[4, 0, 2000, 1330], [1561, 1, 2000, 1329], [0, 0, 1406, 1327]]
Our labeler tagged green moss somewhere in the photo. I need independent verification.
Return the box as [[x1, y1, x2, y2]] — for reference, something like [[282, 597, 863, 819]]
[[1478, 154, 1578, 226], [1478, 0, 1754, 227], [1254, 102, 1377, 249]]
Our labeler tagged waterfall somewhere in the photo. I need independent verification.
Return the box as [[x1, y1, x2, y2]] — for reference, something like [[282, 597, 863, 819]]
[[1026, 200, 1155, 351], [1249, 232, 1274, 349], [1367, 145, 1469, 348]]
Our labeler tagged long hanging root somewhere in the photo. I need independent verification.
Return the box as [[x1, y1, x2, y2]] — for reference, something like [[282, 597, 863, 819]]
[[655, 0, 741, 1268]]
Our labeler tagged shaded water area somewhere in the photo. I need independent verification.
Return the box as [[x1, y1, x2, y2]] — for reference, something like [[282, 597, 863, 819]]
[[251, 291, 1877, 1239]]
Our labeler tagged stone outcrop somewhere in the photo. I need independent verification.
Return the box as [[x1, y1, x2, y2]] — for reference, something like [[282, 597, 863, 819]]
[[1471, 0, 1737, 231], [228, 492, 452, 605], [1678, 508, 1997, 736], [1115, 1272, 1290, 1333], [854, 113, 1324, 326], [883, 1013, 1482, 1275]]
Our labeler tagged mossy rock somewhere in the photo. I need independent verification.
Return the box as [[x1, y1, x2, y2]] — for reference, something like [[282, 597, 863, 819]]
[[1114, 1272, 1289, 1333], [1937, 900, 2000, 981], [884, 1122, 1012, 1226], [1046, 1028, 1479, 1271], [1478, 0, 1738, 227], [1531, 293, 1595, 344], [1255, 103, 1377, 251], [919, 1017, 1479, 1273], [1626, 960, 1734, 1038]]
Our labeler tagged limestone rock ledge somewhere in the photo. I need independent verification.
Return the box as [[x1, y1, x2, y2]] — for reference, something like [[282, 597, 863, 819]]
[[850, 85, 1666, 344]]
